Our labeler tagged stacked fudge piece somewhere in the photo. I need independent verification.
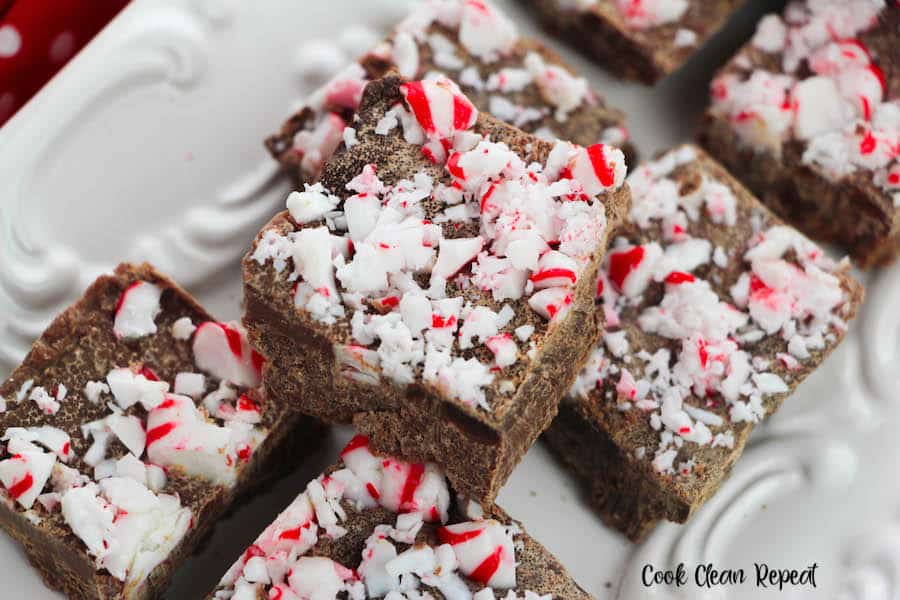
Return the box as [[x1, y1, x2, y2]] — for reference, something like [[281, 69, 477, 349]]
[[0, 263, 320, 599], [544, 145, 863, 541], [266, 0, 636, 185], [244, 72, 631, 503], [211, 434, 591, 599], [525, 0, 743, 83], [700, 1, 900, 267]]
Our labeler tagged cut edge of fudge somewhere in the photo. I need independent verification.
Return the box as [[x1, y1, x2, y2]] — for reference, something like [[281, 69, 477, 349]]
[[526, 0, 743, 84], [210, 433, 592, 599], [0, 263, 323, 599], [698, 2, 900, 268], [544, 145, 863, 541], [244, 72, 632, 503], [265, 0, 637, 185]]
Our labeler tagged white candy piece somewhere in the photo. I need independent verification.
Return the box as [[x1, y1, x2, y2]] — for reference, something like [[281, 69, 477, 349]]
[[2, 426, 72, 462], [286, 183, 341, 224], [527, 287, 572, 321], [29, 386, 60, 416], [530, 251, 578, 289], [431, 236, 484, 285], [293, 112, 346, 177], [458, 0, 518, 61], [792, 76, 848, 140], [192, 322, 262, 388], [113, 281, 162, 339], [0, 450, 55, 509], [61, 480, 192, 585], [524, 52, 588, 120], [615, 0, 689, 29], [106, 367, 169, 411], [171, 316, 196, 340], [174, 372, 206, 398], [146, 394, 245, 486], [106, 414, 147, 458]]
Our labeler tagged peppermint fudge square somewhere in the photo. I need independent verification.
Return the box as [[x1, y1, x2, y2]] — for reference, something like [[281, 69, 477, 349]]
[[524, 0, 743, 83], [699, 1, 900, 267], [244, 73, 631, 503], [543, 146, 863, 542], [266, 0, 636, 185], [0, 263, 320, 599], [211, 434, 591, 600]]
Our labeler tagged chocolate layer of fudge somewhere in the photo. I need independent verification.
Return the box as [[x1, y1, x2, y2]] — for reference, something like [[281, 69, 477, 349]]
[[212, 434, 590, 599], [0, 263, 320, 599], [543, 146, 863, 541], [525, 0, 742, 83], [699, 2, 900, 268], [266, 0, 636, 185], [245, 73, 631, 503]]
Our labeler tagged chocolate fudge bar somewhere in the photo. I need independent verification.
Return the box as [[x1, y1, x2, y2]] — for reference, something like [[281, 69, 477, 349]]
[[699, 2, 900, 268], [543, 146, 863, 541], [0, 263, 320, 599], [244, 73, 631, 503], [266, 0, 636, 185], [525, 0, 742, 83], [211, 434, 590, 599]]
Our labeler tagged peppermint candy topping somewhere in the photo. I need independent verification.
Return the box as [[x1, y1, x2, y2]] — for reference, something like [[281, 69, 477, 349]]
[[0, 274, 271, 589], [283, 0, 624, 183], [61, 479, 191, 583], [712, 1, 897, 201], [254, 78, 626, 410], [574, 146, 852, 475], [216, 435, 533, 600]]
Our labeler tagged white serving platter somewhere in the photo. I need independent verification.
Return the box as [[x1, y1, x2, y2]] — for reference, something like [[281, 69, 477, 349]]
[[0, 0, 898, 598]]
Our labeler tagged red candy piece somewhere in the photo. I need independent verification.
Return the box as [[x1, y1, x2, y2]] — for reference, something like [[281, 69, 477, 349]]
[[607, 246, 646, 291]]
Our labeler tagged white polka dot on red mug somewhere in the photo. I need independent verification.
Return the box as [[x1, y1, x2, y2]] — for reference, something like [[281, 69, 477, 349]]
[[0, 24, 21, 58]]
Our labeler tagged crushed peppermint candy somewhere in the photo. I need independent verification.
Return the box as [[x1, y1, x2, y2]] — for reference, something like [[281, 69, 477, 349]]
[[214, 434, 555, 600], [710, 1, 899, 204], [253, 76, 625, 410], [0, 274, 275, 594], [554, 0, 690, 29], [569, 146, 857, 476], [613, 0, 690, 29], [272, 0, 629, 183]]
